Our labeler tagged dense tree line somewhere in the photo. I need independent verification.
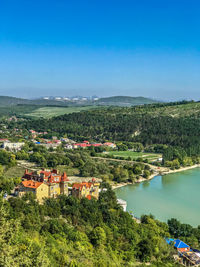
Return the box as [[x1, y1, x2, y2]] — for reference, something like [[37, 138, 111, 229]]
[[14, 143, 151, 183], [0, 186, 182, 266]]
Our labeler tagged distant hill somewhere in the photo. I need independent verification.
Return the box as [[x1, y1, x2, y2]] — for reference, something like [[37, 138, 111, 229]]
[[0, 96, 31, 106], [95, 96, 160, 106], [0, 96, 76, 107], [0, 95, 161, 107]]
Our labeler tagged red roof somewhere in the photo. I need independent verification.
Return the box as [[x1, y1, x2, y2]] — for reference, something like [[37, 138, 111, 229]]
[[74, 143, 91, 147], [72, 182, 93, 190], [104, 142, 113, 145], [23, 169, 68, 184], [22, 180, 42, 189], [91, 143, 102, 147]]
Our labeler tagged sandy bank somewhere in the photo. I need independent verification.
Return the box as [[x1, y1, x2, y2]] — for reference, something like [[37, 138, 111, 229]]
[[112, 164, 200, 190]]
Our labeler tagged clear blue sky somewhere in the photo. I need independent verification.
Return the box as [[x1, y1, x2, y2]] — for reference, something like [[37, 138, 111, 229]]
[[0, 0, 200, 100]]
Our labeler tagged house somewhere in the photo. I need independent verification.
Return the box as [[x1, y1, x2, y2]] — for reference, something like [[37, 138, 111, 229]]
[[65, 144, 73, 149], [73, 143, 91, 148], [3, 141, 25, 151], [72, 179, 100, 199], [165, 238, 190, 252], [17, 169, 69, 202], [72, 142, 102, 149], [90, 143, 102, 147], [174, 239, 190, 252], [0, 138, 9, 142], [17, 180, 49, 203], [103, 142, 116, 148]]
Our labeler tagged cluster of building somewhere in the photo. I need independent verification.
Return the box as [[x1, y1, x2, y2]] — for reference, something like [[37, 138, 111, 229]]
[[33, 138, 116, 150], [15, 169, 100, 203], [34, 137, 62, 149], [166, 238, 200, 266], [0, 135, 117, 152], [42, 96, 99, 101], [0, 140, 25, 151], [29, 129, 48, 139], [68, 141, 116, 149]]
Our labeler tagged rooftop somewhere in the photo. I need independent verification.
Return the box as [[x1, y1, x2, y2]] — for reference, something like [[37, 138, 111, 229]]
[[22, 180, 43, 189]]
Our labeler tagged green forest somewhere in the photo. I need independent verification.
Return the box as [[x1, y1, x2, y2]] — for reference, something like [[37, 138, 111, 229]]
[[1, 183, 195, 267]]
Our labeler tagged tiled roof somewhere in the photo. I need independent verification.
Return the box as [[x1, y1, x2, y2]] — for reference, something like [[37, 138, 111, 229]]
[[72, 182, 93, 189], [103, 142, 115, 146], [22, 180, 43, 189]]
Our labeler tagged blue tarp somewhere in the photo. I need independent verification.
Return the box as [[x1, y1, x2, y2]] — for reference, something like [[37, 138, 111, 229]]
[[165, 238, 189, 249], [174, 239, 190, 249]]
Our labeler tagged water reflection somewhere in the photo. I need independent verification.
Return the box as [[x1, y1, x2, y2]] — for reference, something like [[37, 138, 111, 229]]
[[142, 180, 150, 188]]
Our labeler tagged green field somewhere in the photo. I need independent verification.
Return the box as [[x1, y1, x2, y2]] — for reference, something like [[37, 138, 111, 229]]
[[106, 151, 162, 161], [4, 165, 25, 179], [24, 106, 98, 118]]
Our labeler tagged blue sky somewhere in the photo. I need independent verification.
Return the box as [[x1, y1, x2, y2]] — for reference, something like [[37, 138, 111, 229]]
[[0, 0, 200, 100]]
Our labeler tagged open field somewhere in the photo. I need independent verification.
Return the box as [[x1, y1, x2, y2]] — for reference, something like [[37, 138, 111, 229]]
[[24, 106, 99, 118], [106, 151, 162, 161], [4, 165, 25, 179]]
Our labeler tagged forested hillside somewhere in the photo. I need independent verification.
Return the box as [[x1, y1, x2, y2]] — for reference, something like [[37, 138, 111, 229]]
[[19, 101, 200, 150]]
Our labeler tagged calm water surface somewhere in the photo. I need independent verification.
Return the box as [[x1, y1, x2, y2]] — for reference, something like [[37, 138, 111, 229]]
[[115, 168, 200, 227]]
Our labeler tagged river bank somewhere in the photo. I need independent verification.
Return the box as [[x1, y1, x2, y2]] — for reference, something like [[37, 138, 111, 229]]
[[112, 164, 200, 190]]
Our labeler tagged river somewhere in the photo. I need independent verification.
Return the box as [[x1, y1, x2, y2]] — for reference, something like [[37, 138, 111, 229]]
[[115, 167, 200, 227]]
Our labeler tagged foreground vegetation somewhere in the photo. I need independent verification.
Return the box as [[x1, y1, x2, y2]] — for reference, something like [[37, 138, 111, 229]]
[[1, 184, 200, 266], [0, 185, 179, 266]]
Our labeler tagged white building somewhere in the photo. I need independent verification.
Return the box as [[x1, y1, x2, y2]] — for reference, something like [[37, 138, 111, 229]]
[[3, 142, 25, 151]]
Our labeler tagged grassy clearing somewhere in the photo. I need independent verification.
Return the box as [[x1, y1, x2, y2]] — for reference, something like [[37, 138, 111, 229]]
[[4, 166, 25, 179], [106, 151, 161, 161], [24, 106, 98, 119], [57, 165, 80, 176]]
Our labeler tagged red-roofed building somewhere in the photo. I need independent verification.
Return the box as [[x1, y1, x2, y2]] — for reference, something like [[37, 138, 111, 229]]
[[72, 179, 100, 199], [91, 143, 102, 147], [103, 142, 116, 148], [73, 142, 102, 148], [18, 180, 49, 203], [0, 138, 9, 142], [17, 169, 69, 201]]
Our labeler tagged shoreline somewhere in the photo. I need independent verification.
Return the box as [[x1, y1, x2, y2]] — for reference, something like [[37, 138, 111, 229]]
[[112, 164, 200, 190]]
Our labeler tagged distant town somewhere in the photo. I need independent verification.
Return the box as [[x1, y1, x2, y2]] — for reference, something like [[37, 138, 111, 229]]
[[40, 96, 99, 101]]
